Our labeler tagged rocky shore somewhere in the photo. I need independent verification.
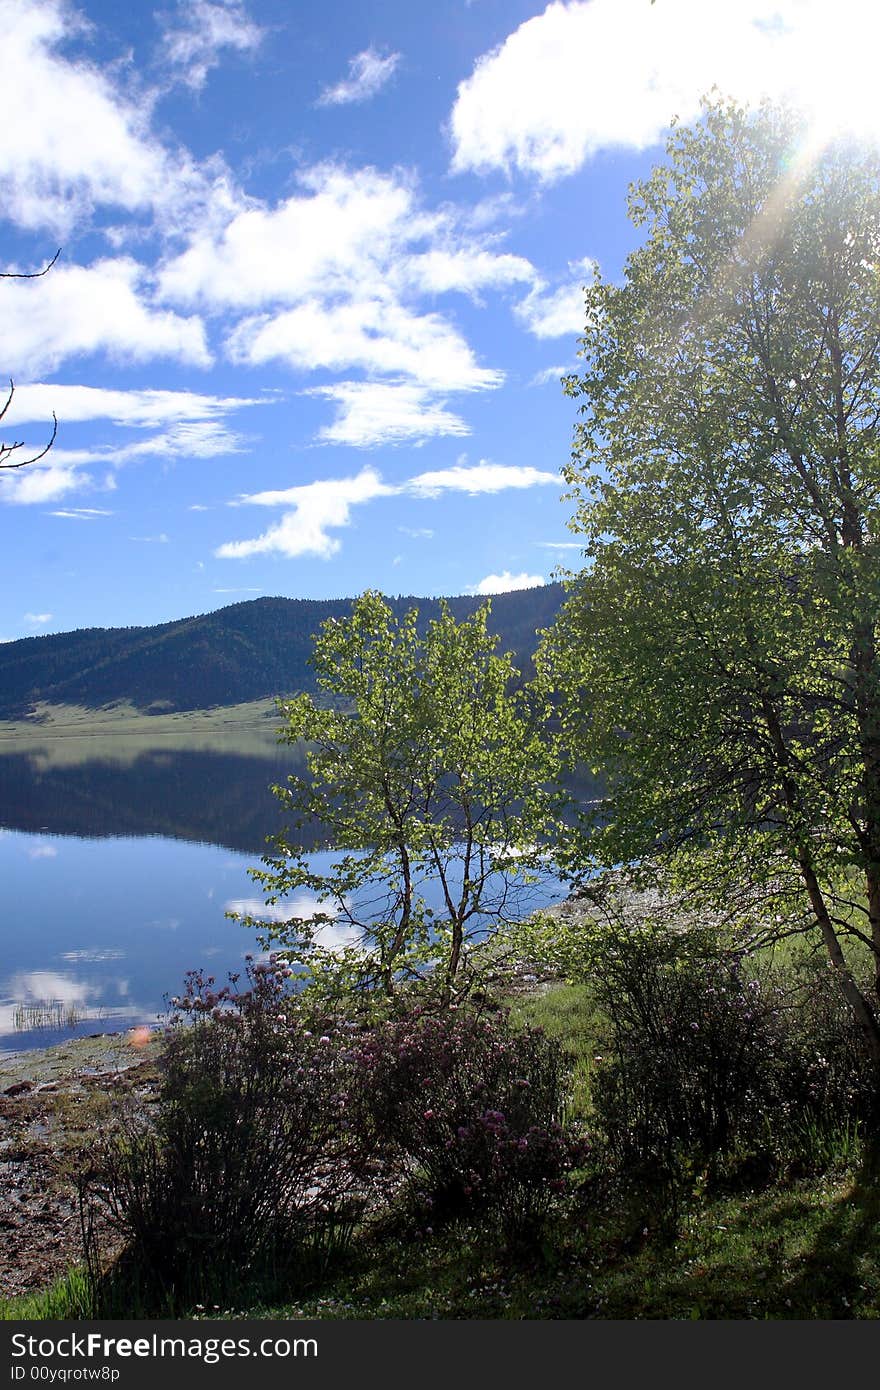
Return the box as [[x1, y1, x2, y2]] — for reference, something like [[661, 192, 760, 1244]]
[[0, 1030, 163, 1304]]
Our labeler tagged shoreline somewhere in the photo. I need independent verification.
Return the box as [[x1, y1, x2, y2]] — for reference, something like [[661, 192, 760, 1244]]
[[0, 1026, 164, 1093]]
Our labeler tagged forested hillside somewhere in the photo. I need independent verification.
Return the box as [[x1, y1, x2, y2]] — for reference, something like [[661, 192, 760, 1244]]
[[0, 585, 564, 717]]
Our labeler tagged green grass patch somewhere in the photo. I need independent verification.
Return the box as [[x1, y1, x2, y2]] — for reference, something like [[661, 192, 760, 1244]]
[[217, 1171, 880, 1320], [0, 1268, 93, 1322], [505, 982, 601, 1121]]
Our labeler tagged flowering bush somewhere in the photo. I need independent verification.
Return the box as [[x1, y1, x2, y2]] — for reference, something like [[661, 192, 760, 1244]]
[[85, 959, 366, 1303], [354, 1009, 588, 1238]]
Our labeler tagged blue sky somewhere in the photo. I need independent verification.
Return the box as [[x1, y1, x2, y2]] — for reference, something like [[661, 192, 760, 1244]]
[[1, 0, 877, 639]]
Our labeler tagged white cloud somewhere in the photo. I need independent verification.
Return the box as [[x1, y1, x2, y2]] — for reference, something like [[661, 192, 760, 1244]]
[[450, 0, 875, 182], [0, 0, 168, 230], [530, 364, 570, 387], [1, 258, 210, 376], [160, 1, 263, 91], [0, 460, 89, 505], [399, 525, 434, 539], [535, 539, 582, 550], [158, 165, 424, 310], [317, 47, 401, 107], [230, 297, 500, 392], [2, 422, 248, 508], [105, 420, 249, 461], [130, 533, 170, 543], [400, 247, 535, 297], [3, 384, 262, 429], [49, 507, 113, 519], [24, 611, 53, 623], [1, 386, 262, 508], [408, 461, 559, 497], [217, 458, 562, 561], [310, 382, 471, 448], [0, 0, 229, 237], [157, 164, 523, 442], [468, 571, 546, 595], [216, 467, 393, 559], [515, 258, 595, 338]]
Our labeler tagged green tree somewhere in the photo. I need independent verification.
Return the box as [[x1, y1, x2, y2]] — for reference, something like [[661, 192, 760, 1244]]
[[242, 590, 558, 1005], [544, 100, 880, 1075]]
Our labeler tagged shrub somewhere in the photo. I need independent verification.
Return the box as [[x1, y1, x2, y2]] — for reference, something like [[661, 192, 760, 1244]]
[[83, 959, 366, 1308], [353, 1009, 588, 1239], [580, 916, 876, 1192]]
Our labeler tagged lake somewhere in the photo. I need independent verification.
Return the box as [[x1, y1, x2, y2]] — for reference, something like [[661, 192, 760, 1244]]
[[0, 722, 567, 1053]]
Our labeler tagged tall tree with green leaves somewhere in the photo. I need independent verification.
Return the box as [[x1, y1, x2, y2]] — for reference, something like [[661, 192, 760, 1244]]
[[544, 99, 880, 1073], [242, 590, 558, 1005]]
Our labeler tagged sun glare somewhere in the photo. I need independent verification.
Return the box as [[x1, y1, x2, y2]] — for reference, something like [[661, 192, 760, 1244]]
[[762, 1, 880, 150]]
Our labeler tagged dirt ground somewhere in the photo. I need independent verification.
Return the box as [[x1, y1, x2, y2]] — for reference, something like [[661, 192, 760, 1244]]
[[0, 1030, 163, 1303]]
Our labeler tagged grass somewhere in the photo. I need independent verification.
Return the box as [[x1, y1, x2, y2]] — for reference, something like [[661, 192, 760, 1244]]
[[181, 1171, 878, 1321], [0, 1268, 94, 1322], [5, 1170, 878, 1321], [506, 981, 601, 1121], [0, 698, 283, 737]]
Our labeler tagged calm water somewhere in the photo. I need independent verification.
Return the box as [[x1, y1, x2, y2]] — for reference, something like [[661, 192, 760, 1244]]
[[0, 729, 565, 1053]]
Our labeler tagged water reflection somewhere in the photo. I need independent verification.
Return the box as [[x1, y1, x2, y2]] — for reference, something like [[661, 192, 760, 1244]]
[[0, 733, 579, 1054], [0, 741, 310, 854], [0, 827, 266, 1053]]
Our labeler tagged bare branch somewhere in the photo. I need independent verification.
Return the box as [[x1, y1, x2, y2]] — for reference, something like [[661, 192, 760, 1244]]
[[0, 248, 61, 280], [1, 251, 62, 471]]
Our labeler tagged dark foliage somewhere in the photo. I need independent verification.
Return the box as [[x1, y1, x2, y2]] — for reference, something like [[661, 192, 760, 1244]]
[[587, 922, 877, 1198], [81, 961, 368, 1309]]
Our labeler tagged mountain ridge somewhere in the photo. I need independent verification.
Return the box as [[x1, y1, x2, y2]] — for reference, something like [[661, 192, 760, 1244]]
[[0, 585, 566, 718]]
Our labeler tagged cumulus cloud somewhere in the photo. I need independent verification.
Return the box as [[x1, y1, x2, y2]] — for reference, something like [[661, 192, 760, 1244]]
[[0, 0, 230, 236], [157, 163, 527, 443], [217, 457, 560, 560], [158, 164, 424, 309], [450, 0, 877, 182], [309, 382, 471, 448], [230, 297, 501, 393], [160, 0, 263, 91], [1, 259, 210, 376], [104, 420, 250, 461], [24, 611, 53, 623], [218, 458, 558, 561], [0, 385, 262, 507], [468, 571, 546, 595], [0, 459, 90, 506], [317, 47, 401, 107], [399, 247, 535, 297], [530, 364, 571, 387], [0, 0, 167, 230]]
